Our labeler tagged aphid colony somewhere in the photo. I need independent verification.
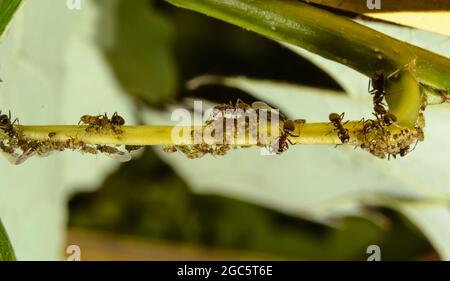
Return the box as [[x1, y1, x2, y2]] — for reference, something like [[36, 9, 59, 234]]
[[322, 70, 424, 159], [163, 100, 303, 158], [0, 112, 141, 165], [355, 70, 424, 159]]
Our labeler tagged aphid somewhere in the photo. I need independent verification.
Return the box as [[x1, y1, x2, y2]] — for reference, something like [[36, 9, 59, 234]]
[[329, 112, 350, 144], [399, 146, 410, 157], [0, 141, 14, 154], [79, 113, 110, 132], [210, 103, 235, 120], [174, 145, 206, 159], [416, 127, 425, 142], [97, 145, 131, 162], [15, 140, 38, 165], [162, 145, 178, 153], [417, 112, 425, 128], [211, 144, 230, 156], [79, 114, 101, 126], [35, 141, 58, 158], [125, 145, 143, 153], [235, 99, 251, 111], [382, 113, 397, 126], [361, 119, 377, 134], [66, 137, 84, 150], [80, 145, 98, 155], [96, 145, 119, 154]]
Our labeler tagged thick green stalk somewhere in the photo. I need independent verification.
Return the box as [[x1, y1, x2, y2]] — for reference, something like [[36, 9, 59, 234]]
[[165, 0, 450, 91]]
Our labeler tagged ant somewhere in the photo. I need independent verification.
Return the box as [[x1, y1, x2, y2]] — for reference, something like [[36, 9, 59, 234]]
[[79, 112, 125, 134], [368, 71, 398, 128], [0, 110, 19, 139], [329, 112, 350, 144], [111, 112, 125, 126], [79, 113, 109, 130], [369, 71, 387, 118], [274, 119, 301, 154]]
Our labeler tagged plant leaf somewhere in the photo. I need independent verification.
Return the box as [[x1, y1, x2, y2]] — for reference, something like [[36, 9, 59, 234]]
[[0, 0, 135, 259], [0, 0, 22, 39], [146, 75, 450, 259], [96, 0, 177, 105], [0, 218, 15, 261]]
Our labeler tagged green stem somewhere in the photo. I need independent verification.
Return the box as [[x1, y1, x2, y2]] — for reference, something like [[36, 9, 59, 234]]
[[6, 122, 402, 146], [165, 0, 450, 91]]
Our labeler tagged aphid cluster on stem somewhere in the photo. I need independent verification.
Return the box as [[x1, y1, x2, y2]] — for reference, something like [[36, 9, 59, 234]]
[[355, 70, 425, 159], [163, 100, 302, 158], [0, 111, 140, 165]]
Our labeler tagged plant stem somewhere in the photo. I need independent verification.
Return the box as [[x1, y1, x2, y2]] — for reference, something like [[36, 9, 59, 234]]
[[9, 122, 399, 146], [165, 0, 450, 92]]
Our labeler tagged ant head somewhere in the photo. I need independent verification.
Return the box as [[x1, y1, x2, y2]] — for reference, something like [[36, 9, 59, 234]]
[[329, 113, 341, 122], [283, 120, 296, 134]]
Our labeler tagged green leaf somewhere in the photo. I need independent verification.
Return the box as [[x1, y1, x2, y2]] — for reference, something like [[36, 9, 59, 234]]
[[165, 0, 450, 91], [0, 0, 22, 39], [0, 218, 15, 261], [96, 0, 177, 105], [0, 0, 135, 259], [146, 76, 450, 258]]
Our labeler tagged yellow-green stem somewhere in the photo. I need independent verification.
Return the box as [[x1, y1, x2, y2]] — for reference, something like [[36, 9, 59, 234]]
[[11, 122, 404, 146]]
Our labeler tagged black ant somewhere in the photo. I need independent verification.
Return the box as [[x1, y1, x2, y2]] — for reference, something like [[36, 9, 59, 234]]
[[369, 71, 398, 127], [79, 112, 125, 134], [275, 119, 300, 154], [329, 112, 350, 144], [111, 112, 125, 126], [369, 71, 387, 119], [0, 110, 19, 139]]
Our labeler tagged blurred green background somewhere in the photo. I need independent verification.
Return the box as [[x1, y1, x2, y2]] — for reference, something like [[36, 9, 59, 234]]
[[67, 0, 435, 260]]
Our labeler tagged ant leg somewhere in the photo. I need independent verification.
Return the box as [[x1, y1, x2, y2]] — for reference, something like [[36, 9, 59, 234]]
[[325, 127, 337, 136], [410, 139, 419, 153]]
